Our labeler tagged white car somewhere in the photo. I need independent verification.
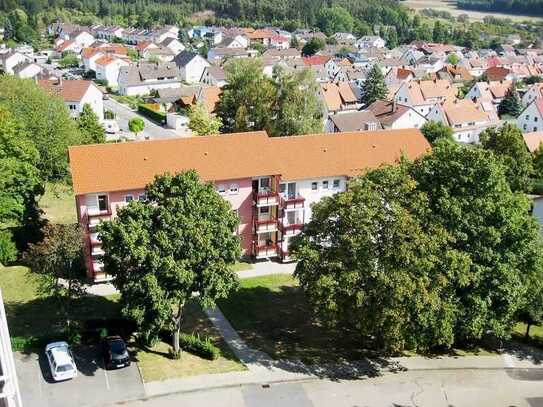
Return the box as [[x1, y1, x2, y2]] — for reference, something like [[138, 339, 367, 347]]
[[45, 342, 78, 382], [104, 119, 120, 134]]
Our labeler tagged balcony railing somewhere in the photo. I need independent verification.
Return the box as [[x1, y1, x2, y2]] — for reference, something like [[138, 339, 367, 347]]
[[254, 243, 279, 259], [278, 221, 303, 235], [280, 195, 305, 209], [253, 190, 279, 207], [90, 233, 101, 246], [254, 218, 278, 233]]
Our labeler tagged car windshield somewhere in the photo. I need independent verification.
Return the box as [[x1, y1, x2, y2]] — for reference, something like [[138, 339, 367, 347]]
[[56, 364, 73, 372], [110, 340, 126, 354]]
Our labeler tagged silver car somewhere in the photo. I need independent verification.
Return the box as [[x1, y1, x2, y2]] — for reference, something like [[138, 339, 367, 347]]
[[45, 341, 78, 382]]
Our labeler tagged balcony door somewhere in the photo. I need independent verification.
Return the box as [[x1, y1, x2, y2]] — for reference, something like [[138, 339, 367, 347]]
[[279, 182, 296, 198]]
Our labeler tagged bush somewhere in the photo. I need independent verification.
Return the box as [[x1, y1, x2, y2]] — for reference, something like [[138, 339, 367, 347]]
[[179, 332, 220, 360], [11, 330, 80, 352], [138, 104, 166, 124]]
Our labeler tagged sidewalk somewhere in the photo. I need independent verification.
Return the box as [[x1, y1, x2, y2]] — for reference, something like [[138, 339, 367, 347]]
[[86, 260, 296, 297]]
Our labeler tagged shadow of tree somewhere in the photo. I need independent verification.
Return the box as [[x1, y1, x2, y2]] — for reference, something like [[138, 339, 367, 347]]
[[504, 339, 543, 365], [217, 283, 393, 373]]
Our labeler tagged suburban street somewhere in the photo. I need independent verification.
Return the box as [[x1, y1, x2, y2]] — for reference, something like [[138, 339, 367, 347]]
[[103, 99, 181, 141], [117, 368, 543, 407]]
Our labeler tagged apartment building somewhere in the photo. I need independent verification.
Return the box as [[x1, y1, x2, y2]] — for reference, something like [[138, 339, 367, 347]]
[[69, 129, 430, 281]]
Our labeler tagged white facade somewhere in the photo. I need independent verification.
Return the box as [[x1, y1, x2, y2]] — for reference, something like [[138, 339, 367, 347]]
[[517, 101, 543, 133], [15, 63, 41, 79], [73, 31, 95, 48], [95, 58, 129, 87], [180, 55, 210, 84], [1, 53, 28, 74], [522, 83, 543, 106], [355, 36, 386, 49], [65, 83, 104, 122], [163, 39, 185, 55], [120, 80, 182, 96]]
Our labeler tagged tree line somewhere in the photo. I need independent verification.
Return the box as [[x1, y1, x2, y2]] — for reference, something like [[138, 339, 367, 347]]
[[457, 0, 543, 17]]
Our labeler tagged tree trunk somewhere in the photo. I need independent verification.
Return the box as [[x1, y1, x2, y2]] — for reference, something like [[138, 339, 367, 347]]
[[172, 299, 185, 353], [526, 323, 532, 339]]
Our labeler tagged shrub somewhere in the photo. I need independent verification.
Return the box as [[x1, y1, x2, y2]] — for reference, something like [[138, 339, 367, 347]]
[[180, 332, 220, 360], [138, 104, 166, 124]]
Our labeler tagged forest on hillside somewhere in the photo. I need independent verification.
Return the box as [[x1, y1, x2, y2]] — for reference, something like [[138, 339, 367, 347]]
[[457, 0, 543, 17]]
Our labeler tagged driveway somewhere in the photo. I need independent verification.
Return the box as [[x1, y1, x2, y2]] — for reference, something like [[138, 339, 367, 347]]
[[15, 345, 144, 407], [103, 99, 183, 141]]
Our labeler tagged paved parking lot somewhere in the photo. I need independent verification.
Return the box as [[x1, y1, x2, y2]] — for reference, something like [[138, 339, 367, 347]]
[[15, 345, 144, 407]]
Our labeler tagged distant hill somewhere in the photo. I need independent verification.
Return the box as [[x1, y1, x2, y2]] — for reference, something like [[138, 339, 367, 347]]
[[456, 0, 543, 17]]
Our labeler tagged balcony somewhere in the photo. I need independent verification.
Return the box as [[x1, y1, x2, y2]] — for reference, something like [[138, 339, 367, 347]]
[[254, 219, 278, 233], [278, 221, 303, 235], [90, 232, 101, 246], [254, 244, 278, 259], [253, 190, 279, 207], [280, 195, 305, 210], [92, 261, 104, 273]]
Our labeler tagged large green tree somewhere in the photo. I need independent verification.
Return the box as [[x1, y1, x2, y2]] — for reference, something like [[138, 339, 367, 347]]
[[421, 121, 454, 145], [99, 171, 240, 353], [0, 105, 42, 262], [361, 64, 388, 106], [26, 224, 86, 326], [272, 68, 323, 136], [77, 104, 105, 144], [411, 140, 543, 343], [187, 102, 222, 136], [498, 83, 522, 117], [301, 37, 325, 56], [0, 76, 83, 181], [216, 59, 276, 133], [315, 6, 354, 36], [291, 164, 468, 352], [480, 124, 533, 192]]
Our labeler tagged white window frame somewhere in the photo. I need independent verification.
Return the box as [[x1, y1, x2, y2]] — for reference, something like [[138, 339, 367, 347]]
[[229, 183, 239, 194], [311, 182, 318, 191], [333, 179, 340, 189], [124, 195, 134, 203], [217, 184, 226, 194]]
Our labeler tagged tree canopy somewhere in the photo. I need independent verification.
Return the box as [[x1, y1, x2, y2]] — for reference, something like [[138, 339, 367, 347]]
[[480, 124, 533, 192], [316, 6, 354, 36], [361, 64, 388, 106], [99, 171, 240, 352], [498, 83, 523, 117], [77, 104, 105, 144], [421, 121, 454, 145], [292, 140, 543, 351], [301, 37, 325, 56], [187, 102, 222, 136]]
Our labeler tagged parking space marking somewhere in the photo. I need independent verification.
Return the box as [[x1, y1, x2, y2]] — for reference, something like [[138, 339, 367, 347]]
[[104, 367, 111, 390], [37, 364, 43, 399]]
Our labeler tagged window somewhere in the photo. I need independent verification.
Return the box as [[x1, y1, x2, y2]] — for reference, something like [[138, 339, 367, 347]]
[[138, 193, 146, 201], [536, 117, 539, 122], [279, 183, 286, 196], [526, 115, 530, 120], [524, 124, 528, 130], [322, 180, 329, 189], [260, 206, 269, 214], [259, 177, 270, 190], [124, 195, 134, 203], [98, 194, 108, 212], [217, 184, 226, 194], [535, 127, 538, 132], [229, 184, 239, 194], [333, 179, 340, 189], [311, 182, 318, 191]]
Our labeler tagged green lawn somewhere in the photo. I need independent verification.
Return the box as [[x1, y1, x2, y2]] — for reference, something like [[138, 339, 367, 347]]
[[0, 266, 244, 379], [0, 266, 120, 339], [218, 274, 370, 364], [39, 183, 77, 225], [133, 300, 246, 382]]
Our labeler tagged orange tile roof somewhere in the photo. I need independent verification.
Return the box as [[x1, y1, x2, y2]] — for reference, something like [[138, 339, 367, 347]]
[[320, 82, 342, 111], [200, 86, 222, 114], [524, 131, 543, 153], [303, 55, 331, 66], [37, 79, 95, 102], [69, 129, 430, 195]]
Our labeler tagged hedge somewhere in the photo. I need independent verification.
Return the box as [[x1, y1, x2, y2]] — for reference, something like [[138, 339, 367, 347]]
[[138, 104, 166, 124], [179, 333, 220, 360], [11, 330, 81, 352]]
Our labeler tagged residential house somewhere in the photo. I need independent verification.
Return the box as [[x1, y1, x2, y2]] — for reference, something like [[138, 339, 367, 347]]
[[174, 51, 210, 84], [247, 29, 276, 46], [142, 47, 176, 63], [437, 65, 474, 83], [464, 80, 512, 106], [325, 110, 382, 132], [517, 98, 543, 133], [523, 131, 543, 152], [54, 39, 81, 57], [207, 47, 258, 63], [522, 82, 543, 106], [332, 32, 356, 45], [394, 79, 458, 116], [270, 35, 290, 50], [13, 62, 42, 79], [319, 82, 359, 116], [37, 79, 104, 121], [82, 45, 127, 72], [367, 100, 427, 129], [68, 129, 430, 280], [117, 62, 182, 96], [355, 36, 386, 49], [0, 52, 29, 74], [95, 55, 130, 87], [484, 66, 513, 81], [216, 36, 248, 49], [159, 37, 185, 55], [136, 41, 158, 56], [385, 67, 414, 87], [426, 99, 499, 143], [196, 86, 222, 114], [261, 48, 300, 60], [200, 65, 227, 87]]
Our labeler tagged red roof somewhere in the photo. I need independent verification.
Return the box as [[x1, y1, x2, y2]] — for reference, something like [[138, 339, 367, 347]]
[[303, 55, 331, 66]]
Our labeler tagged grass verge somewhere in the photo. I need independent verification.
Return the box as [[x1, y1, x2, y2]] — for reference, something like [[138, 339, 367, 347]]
[[134, 300, 246, 382], [39, 183, 77, 225]]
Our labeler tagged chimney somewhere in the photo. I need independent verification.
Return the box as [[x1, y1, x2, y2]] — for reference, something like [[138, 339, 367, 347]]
[[392, 100, 397, 112]]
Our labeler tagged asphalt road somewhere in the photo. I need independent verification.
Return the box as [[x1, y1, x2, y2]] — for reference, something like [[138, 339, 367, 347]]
[[103, 99, 181, 141], [15, 345, 144, 407], [120, 368, 543, 407]]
